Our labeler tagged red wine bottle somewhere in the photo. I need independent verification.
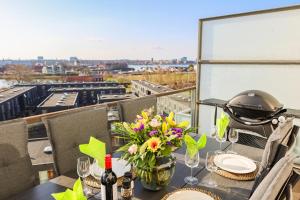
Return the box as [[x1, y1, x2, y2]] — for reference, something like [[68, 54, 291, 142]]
[[101, 154, 118, 200]]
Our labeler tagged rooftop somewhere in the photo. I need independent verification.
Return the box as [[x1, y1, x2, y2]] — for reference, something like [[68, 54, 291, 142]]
[[48, 85, 125, 92], [38, 92, 78, 108], [132, 80, 172, 93], [170, 93, 191, 105], [98, 94, 135, 100], [17, 81, 121, 86], [0, 86, 36, 104]]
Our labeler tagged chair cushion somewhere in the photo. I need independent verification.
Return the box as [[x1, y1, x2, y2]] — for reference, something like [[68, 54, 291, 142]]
[[43, 107, 111, 175], [258, 118, 294, 175], [250, 154, 295, 200], [0, 119, 35, 199], [119, 96, 157, 123]]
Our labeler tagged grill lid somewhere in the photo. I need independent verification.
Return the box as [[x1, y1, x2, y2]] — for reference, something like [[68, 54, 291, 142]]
[[226, 90, 283, 112]]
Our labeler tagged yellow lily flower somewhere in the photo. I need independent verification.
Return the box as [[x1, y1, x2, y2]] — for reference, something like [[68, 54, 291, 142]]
[[178, 121, 189, 128], [166, 112, 176, 126], [154, 115, 162, 121], [141, 111, 149, 121], [162, 122, 168, 134]]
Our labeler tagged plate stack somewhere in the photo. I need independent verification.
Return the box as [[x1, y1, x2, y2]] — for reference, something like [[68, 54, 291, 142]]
[[162, 188, 221, 200], [213, 154, 258, 181]]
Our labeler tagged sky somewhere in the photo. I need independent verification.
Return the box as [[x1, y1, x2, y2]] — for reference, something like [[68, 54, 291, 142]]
[[1, 0, 300, 60]]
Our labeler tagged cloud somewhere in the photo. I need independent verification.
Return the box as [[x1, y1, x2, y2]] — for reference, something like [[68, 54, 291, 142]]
[[152, 46, 165, 50], [86, 37, 104, 43]]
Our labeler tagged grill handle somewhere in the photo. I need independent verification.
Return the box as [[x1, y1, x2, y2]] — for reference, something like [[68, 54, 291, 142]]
[[223, 106, 286, 126]]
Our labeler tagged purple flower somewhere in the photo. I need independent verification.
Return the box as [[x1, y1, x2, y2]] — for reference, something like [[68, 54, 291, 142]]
[[176, 133, 183, 138], [149, 130, 158, 137], [172, 128, 183, 133], [160, 114, 167, 120], [166, 141, 172, 145], [133, 122, 144, 132]]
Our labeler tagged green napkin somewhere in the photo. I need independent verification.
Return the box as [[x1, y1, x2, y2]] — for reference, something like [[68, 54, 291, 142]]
[[184, 134, 207, 157], [52, 178, 87, 200], [216, 112, 230, 139], [79, 136, 106, 168]]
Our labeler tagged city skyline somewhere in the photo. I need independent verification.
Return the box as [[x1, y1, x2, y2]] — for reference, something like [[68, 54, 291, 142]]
[[1, 0, 300, 60]]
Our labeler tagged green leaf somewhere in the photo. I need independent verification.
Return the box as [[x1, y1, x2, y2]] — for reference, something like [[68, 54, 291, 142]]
[[116, 143, 131, 152], [79, 137, 106, 168], [139, 141, 148, 154], [161, 146, 172, 156], [197, 133, 207, 150]]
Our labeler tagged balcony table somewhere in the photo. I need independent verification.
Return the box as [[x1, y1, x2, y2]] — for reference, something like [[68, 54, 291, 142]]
[[11, 137, 263, 200]]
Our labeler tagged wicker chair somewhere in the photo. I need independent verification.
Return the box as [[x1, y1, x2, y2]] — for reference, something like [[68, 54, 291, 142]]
[[0, 119, 35, 200], [118, 96, 157, 123], [43, 106, 112, 175]]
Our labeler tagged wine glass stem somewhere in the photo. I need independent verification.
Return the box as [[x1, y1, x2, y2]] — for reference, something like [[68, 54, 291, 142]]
[[232, 143, 234, 151], [219, 141, 222, 151], [191, 167, 193, 178], [82, 177, 88, 195], [209, 171, 212, 184]]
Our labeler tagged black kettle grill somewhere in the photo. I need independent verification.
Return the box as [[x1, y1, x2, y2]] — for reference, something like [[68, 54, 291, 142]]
[[224, 90, 286, 126]]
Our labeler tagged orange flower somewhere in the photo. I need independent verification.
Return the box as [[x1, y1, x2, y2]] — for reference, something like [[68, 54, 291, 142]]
[[147, 137, 161, 152]]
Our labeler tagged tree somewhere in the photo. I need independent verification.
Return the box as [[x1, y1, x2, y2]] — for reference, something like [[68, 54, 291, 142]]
[[8, 64, 33, 83]]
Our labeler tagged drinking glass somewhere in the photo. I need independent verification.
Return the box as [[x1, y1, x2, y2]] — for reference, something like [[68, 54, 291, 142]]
[[228, 128, 239, 154], [184, 149, 199, 185], [90, 159, 104, 199], [215, 127, 227, 154], [205, 151, 218, 187], [77, 156, 91, 195]]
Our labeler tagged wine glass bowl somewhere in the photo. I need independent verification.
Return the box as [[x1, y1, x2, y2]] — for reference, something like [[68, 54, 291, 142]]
[[215, 127, 227, 154], [91, 159, 104, 180], [184, 150, 199, 185], [204, 151, 218, 187], [77, 156, 91, 196], [228, 128, 239, 154], [77, 156, 91, 178], [90, 159, 104, 199]]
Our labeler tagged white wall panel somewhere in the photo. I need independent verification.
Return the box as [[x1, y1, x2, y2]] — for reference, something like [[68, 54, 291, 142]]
[[198, 7, 300, 134], [202, 9, 300, 60]]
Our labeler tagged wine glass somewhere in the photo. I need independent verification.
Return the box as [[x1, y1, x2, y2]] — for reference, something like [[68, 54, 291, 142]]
[[90, 159, 104, 199], [205, 151, 218, 187], [77, 156, 91, 195], [215, 127, 227, 154], [184, 149, 199, 185], [228, 128, 239, 154]]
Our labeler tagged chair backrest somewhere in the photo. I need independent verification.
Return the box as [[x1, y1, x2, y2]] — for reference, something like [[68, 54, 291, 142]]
[[250, 154, 295, 200], [43, 106, 112, 175], [0, 119, 35, 200], [118, 96, 157, 123], [258, 118, 294, 175]]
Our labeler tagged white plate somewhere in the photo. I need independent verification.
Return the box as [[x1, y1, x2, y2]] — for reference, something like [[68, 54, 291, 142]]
[[214, 154, 256, 174], [164, 189, 215, 200], [91, 158, 131, 178]]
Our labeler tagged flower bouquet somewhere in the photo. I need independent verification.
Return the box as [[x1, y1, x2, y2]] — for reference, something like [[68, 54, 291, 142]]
[[114, 107, 193, 190]]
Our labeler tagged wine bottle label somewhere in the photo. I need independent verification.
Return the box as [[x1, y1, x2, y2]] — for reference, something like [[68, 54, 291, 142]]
[[112, 183, 118, 200], [100, 183, 118, 200], [101, 184, 106, 200]]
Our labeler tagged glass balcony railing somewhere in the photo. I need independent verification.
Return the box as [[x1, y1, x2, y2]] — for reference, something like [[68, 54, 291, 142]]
[[22, 86, 196, 182]]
